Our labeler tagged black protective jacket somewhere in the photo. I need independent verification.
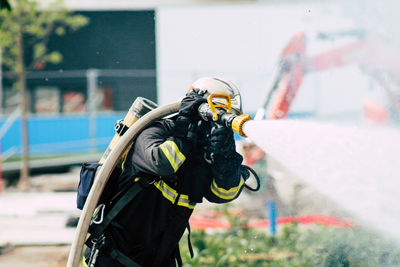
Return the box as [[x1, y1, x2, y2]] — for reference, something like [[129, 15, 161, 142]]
[[90, 118, 248, 267]]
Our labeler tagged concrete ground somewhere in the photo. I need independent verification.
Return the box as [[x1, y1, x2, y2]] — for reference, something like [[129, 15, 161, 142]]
[[0, 167, 80, 267], [0, 245, 70, 267]]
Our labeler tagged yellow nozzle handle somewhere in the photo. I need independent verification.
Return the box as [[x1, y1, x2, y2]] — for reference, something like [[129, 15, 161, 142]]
[[232, 114, 252, 137], [205, 93, 251, 137], [207, 94, 231, 121]]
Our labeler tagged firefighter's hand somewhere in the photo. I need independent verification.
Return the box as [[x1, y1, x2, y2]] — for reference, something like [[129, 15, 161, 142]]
[[186, 122, 198, 145], [179, 89, 207, 120], [209, 125, 235, 156], [171, 117, 199, 142]]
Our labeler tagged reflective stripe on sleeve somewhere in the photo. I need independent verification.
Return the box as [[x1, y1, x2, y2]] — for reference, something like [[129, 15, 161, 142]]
[[211, 177, 245, 200], [159, 140, 186, 172], [153, 180, 195, 209]]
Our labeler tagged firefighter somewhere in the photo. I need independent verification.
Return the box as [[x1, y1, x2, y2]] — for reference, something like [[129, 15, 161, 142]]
[[84, 77, 251, 267]]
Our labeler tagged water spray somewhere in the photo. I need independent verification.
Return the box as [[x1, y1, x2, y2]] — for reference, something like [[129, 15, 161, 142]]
[[243, 119, 400, 239]]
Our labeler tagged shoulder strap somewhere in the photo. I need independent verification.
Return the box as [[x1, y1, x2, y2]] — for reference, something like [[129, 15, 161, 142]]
[[110, 248, 142, 267], [90, 181, 145, 239], [186, 223, 194, 259]]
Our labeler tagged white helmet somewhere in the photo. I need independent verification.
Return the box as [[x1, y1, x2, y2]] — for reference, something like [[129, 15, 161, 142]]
[[189, 77, 243, 115]]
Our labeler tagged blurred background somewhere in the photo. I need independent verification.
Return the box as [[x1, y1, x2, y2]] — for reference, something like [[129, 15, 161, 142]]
[[0, 0, 400, 266]]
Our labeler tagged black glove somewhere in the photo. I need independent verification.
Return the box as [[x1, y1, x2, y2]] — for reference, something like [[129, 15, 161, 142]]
[[171, 89, 207, 138], [170, 119, 198, 148], [209, 124, 236, 156], [171, 116, 191, 138], [179, 89, 207, 120]]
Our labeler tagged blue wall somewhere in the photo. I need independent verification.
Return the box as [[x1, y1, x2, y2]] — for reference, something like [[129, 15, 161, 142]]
[[0, 111, 313, 155], [0, 113, 124, 155]]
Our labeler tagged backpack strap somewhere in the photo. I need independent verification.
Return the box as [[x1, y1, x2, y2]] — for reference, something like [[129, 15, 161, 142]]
[[186, 223, 194, 259], [109, 248, 142, 267], [89, 176, 155, 241]]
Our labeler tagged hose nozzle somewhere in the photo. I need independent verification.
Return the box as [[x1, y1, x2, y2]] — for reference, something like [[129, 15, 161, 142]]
[[198, 100, 252, 137], [231, 114, 252, 137]]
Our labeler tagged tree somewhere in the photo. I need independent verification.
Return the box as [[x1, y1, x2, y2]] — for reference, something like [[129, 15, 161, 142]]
[[0, 0, 11, 10], [0, 0, 88, 189]]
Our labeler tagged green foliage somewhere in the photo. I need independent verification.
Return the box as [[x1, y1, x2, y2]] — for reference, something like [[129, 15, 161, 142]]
[[0, 0, 88, 72], [180, 205, 400, 266]]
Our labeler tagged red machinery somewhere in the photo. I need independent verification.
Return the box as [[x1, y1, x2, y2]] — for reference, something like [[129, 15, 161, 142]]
[[255, 30, 400, 124]]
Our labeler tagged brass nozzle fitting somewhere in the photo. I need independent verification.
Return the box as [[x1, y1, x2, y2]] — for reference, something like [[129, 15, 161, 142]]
[[231, 114, 252, 137]]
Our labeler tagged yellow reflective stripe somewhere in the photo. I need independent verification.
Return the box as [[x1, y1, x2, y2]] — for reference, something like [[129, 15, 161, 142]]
[[153, 180, 177, 203], [159, 144, 177, 171], [211, 177, 245, 200], [81, 245, 89, 267], [177, 195, 194, 209], [159, 140, 186, 172], [166, 140, 186, 163], [82, 245, 88, 267], [153, 180, 195, 209], [82, 256, 88, 267]]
